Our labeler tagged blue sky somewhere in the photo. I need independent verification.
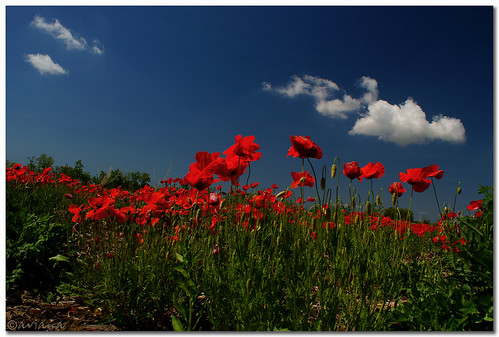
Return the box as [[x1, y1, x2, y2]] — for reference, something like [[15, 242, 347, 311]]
[[5, 6, 494, 221]]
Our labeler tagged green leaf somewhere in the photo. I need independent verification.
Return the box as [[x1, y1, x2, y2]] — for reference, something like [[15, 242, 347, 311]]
[[173, 295, 188, 319], [175, 252, 185, 263], [49, 254, 70, 264], [171, 315, 185, 331], [173, 266, 189, 279]]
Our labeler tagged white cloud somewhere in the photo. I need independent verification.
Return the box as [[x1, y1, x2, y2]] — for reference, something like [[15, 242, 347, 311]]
[[31, 15, 87, 50], [91, 39, 105, 54], [315, 94, 361, 119], [349, 99, 466, 146], [263, 75, 360, 118], [264, 74, 466, 146], [31, 15, 104, 54], [358, 76, 378, 104], [25, 53, 68, 75]]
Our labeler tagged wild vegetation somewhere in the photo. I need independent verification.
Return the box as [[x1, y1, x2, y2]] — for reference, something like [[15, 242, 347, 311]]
[[6, 136, 493, 331]]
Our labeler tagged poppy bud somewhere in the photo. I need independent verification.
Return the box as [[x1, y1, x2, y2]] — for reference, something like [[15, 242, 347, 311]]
[[444, 206, 448, 214], [209, 193, 220, 206], [366, 201, 371, 213], [392, 193, 397, 206], [457, 187, 462, 195], [212, 244, 219, 255], [331, 164, 337, 179], [376, 195, 380, 206], [351, 197, 356, 209], [276, 190, 287, 198], [320, 177, 326, 191]]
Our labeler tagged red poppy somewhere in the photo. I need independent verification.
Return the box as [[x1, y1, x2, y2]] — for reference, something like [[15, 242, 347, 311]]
[[287, 136, 323, 159], [184, 151, 224, 190], [216, 154, 249, 185], [223, 135, 262, 162], [424, 164, 444, 180], [361, 162, 385, 179], [399, 165, 444, 193], [290, 171, 315, 189], [343, 162, 362, 181], [389, 182, 406, 197], [466, 199, 483, 211]]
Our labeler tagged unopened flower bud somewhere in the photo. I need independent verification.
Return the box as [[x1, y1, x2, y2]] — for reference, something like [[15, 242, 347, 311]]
[[351, 197, 356, 208], [331, 164, 337, 180], [376, 195, 380, 206], [366, 201, 371, 213], [320, 177, 326, 191], [276, 190, 287, 198], [457, 187, 462, 195], [444, 206, 448, 214], [209, 193, 220, 206]]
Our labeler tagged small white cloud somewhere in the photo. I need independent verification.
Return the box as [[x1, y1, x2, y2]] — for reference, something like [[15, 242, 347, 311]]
[[31, 15, 87, 50], [91, 39, 105, 54], [25, 53, 68, 75], [349, 99, 466, 146], [358, 76, 378, 104], [264, 75, 312, 97], [315, 94, 361, 119], [31, 15, 104, 55], [263, 75, 359, 117]]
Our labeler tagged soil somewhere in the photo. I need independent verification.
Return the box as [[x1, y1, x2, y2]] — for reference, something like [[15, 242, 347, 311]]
[[6, 288, 119, 331]]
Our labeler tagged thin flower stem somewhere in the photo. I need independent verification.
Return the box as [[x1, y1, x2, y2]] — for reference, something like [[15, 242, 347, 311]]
[[245, 162, 251, 186], [407, 187, 414, 222], [301, 158, 305, 208], [307, 157, 322, 207], [431, 178, 442, 217]]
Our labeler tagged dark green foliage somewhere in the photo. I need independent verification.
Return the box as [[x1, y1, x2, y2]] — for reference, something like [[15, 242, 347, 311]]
[[388, 186, 493, 331], [383, 207, 414, 222], [27, 153, 55, 173], [92, 168, 150, 192], [55, 159, 92, 184], [6, 213, 72, 295]]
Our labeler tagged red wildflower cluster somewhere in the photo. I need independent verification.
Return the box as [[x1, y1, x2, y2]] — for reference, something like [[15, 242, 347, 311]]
[[184, 135, 262, 190], [6, 164, 55, 185], [467, 199, 483, 218], [6, 135, 473, 256], [342, 161, 385, 181]]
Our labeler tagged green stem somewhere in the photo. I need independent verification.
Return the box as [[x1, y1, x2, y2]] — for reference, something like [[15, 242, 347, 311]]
[[300, 159, 305, 208], [431, 178, 442, 217], [452, 181, 461, 213], [245, 161, 251, 186], [406, 188, 414, 222], [307, 157, 322, 208]]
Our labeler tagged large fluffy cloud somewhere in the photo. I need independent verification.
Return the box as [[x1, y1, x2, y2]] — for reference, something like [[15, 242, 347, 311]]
[[25, 53, 68, 75], [264, 75, 466, 146], [349, 99, 466, 146]]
